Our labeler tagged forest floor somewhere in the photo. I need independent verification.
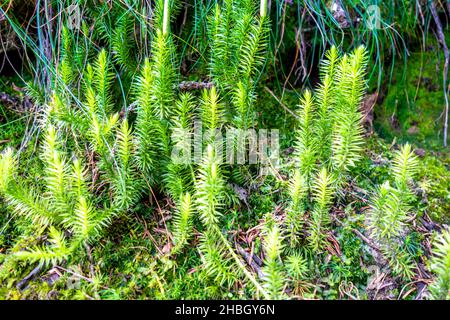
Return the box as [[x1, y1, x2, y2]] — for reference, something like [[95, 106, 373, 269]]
[[0, 27, 449, 299]]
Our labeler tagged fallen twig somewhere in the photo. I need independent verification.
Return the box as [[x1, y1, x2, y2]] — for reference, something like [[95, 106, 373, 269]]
[[264, 86, 299, 119], [16, 264, 43, 290], [236, 244, 264, 279]]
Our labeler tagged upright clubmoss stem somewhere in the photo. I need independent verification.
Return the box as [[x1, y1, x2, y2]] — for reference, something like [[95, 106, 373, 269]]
[[162, 0, 170, 35], [260, 0, 268, 18]]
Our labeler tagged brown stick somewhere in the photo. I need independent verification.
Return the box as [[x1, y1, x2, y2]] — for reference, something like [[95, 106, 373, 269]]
[[236, 244, 264, 279], [178, 81, 214, 91]]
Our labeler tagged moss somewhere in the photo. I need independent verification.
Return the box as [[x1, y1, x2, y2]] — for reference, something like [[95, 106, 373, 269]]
[[374, 36, 449, 150], [358, 134, 450, 223], [0, 78, 28, 149], [417, 151, 450, 223]]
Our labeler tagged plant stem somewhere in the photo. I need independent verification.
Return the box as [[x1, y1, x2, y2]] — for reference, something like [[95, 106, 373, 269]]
[[260, 0, 268, 18], [162, 0, 170, 35]]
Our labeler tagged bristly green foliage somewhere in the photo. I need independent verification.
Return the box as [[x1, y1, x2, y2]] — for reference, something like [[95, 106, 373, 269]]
[[367, 144, 420, 279], [262, 220, 286, 299], [293, 89, 317, 186], [0, 0, 274, 298], [195, 145, 268, 297], [429, 229, 450, 300], [164, 93, 195, 199], [285, 252, 308, 282], [111, 13, 138, 75], [195, 145, 226, 228], [308, 167, 335, 251], [287, 46, 367, 251], [331, 47, 368, 179], [200, 86, 224, 134], [134, 58, 158, 174], [231, 81, 256, 130], [0, 148, 14, 194], [147, 29, 177, 120], [195, 144, 239, 287], [285, 169, 307, 247], [392, 143, 419, 192], [0, 124, 123, 269], [111, 119, 142, 210], [207, 0, 269, 91], [1, 0, 447, 301], [171, 192, 193, 255], [133, 0, 178, 183]]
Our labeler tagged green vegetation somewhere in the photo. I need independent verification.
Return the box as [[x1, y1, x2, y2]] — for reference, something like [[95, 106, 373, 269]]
[[375, 44, 448, 149], [0, 0, 449, 300]]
